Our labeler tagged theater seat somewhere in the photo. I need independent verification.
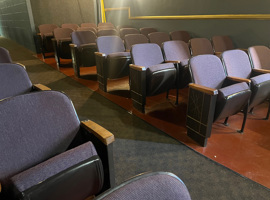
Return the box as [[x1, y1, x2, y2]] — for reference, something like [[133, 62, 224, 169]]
[[248, 45, 270, 70], [148, 32, 170, 47], [0, 91, 115, 200], [124, 34, 149, 52]]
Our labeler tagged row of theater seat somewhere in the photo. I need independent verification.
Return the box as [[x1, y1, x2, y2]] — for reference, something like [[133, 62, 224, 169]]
[[0, 48, 191, 199]]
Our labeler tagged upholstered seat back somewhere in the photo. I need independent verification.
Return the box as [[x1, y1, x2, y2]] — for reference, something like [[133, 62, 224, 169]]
[[53, 28, 73, 41], [190, 38, 214, 56], [0, 47, 13, 63], [71, 31, 97, 46], [119, 28, 140, 40], [162, 40, 191, 62], [0, 63, 32, 99], [212, 36, 234, 52], [61, 23, 79, 31], [81, 23, 97, 28], [222, 49, 252, 78], [139, 27, 157, 37], [0, 91, 80, 187], [148, 32, 170, 47], [131, 43, 164, 68], [124, 34, 149, 51], [189, 55, 226, 89], [38, 24, 58, 36], [248, 46, 270, 70], [170, 30, 191, 43], [97, 36, 125, 55]]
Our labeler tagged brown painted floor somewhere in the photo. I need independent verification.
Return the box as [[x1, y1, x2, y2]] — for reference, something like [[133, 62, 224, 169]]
[[38, 55, 270, 189]]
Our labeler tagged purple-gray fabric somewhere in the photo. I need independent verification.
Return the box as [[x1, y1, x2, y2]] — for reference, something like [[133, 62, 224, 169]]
[[218, 82, 249, 97], [97, 172, 191, 200], [251, 73, 270, 85], [139, 27, 157, 37], [11, 142, 97, 192], [0, 63, 32, 99], [189, 55, 226, 89], [107, 52, 131, 59], [148, 32, 170, 47], [248, 46, 270, 70], [190, 38, 214, 56], [119, 28, 140, 39], [131, 43, 164, 68], [124, 34, 149, 51], [0, 91, 80, 188], [97, 29, 118, 37], [71, 31, 97, 46], [170, 30, 191, 43], [97, 36, 125, 55], [61, 23, 79, 31], [38, 24, 58, 36], [53, 28, 73, 41], [162, 40, 191, 64], [221, 49, 252, 78], [212, 36, 234, 52], [0, 47, 13, 63]]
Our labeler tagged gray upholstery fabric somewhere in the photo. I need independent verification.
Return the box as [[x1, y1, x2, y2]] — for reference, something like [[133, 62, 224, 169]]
[[11, 142, 97, 192], [190, 38, 214, 56], [212, 36, 234, 52], [0, 91, 80, 188], [0, 47, 13, 63], [97, 36, 125, 55], [248, 45, 270, 70], [148, 32, 170, 47], [139, 27, 157, 37], [251, 73, 270, 85], [131, 43, 164, 68], [61, 23, 79, 31], [221, 49, 252, 78], [71, 31, 97, 46], [170, 30, 191, 43], [218, 82, 249, 98], [119, 28, 140, 40], [53, 28, 73, 41], [0, 63, 32, 100], [124, 34, 149, 51], [162, 40, 191, 63], [96, 172, 191, 200], [189, 55, 226, 89]]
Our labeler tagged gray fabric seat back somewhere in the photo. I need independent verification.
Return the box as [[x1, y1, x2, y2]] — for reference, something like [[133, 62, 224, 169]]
[[0, 63, 32, 99], [248, 45, 270, 70], [0, 47, 13, 63], [97, 36, 125, 55], [162, 40, 191, 62], [71, 31, 97, 46], [0, 91, 80, 187]]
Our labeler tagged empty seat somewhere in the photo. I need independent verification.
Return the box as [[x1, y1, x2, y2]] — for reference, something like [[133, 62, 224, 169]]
[[95, 172, 191, 200], [95, 36, 131, 92], [61, 23, 79, 31], [248, 45, 270, 70], [170, 30, 191, 43], [52, 27, 73, 68], [148, 32, 170, 47], [38, 24, 59, 58], [0, 91, 115, 200], [189, 38, 214, 56], [187, 55, 251, 146], [211, 35, 234, 54], [70, 31, 97, 77], [140, 27, 157, 37], [116, 25, 133, 32], [77, 27, 97, 34], [0, 63, 50, 100], [0, 47, 13, 63], [162, 40, 192, 103], [124, 34, 149, 52], [81, 23, 97, 28], [97, 29, 118, 37], [130, 43, 177, 113], [98, 22, 115, 28], [222, 49, 270, 119], [119, 28, 140, 40]]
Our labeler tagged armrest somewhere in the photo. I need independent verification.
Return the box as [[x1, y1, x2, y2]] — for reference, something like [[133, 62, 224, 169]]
[[15, 62, 26, 69], [214, 52, 222, 57], [69, 43, 77, 48], [95, 52, 106, 57], [37, 33, 41, 36], [189, 83, 218, 95], [0, 182, 1, 192], [33, 84, 51, 91], [253, 68, 270, 74], [164, 60, 180, 64], [226, 76, 251, 83], [129, 64, 146, 71], [81, 120, 115, 145]]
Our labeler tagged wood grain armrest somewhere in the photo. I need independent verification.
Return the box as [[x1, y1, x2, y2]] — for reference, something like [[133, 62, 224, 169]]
[[189, 83, 218, 95], [81, 120, 115, 145], [227, 76, 251, 83], [15, 62, 26, 69], [129, 64, 146, 71], [95, 52, 106, 57], [253, 68, 270, 74], [164, 60, 180, 64], [37, 33, 41, 36], [214, 52, 222, 57], [33, 84, 51, 91], [69, 43, 77, 48]]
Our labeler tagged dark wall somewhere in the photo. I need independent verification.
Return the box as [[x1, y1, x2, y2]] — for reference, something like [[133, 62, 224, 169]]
[[0, 0, 36, 52], [104, 0, 270, 48]]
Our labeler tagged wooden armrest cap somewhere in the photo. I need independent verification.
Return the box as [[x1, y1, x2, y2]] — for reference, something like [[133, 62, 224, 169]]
[[189, 83, 218, 95], [33, 84, 51, 91], [165, 60, 180, 64], [227, 76, 251, 83], [130, 64, 146, 71], [95, 52, 106, 57], [253, 68, 270, 74], [81, 120, 115, 145]]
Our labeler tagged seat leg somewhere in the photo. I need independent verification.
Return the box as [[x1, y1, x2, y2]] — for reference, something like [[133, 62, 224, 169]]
[[265, 99, 270, 120], [175, 88, 179, 105], [238, 104, 249, 133], [249, 107, 254, 114], [223, 117, 229, 126]]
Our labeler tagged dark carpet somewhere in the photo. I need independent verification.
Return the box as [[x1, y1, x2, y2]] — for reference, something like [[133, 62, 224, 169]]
[[1, 37, 270, 200]]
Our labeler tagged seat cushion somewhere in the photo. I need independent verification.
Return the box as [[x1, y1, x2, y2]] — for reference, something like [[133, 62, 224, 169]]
[[218, 82, 249, 98], [250, 73, 270, 85], [180, 59, 189, 66], [146, 63, 175, 75], [11, 142, 97, 192], [107, 52, 130, 59]]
